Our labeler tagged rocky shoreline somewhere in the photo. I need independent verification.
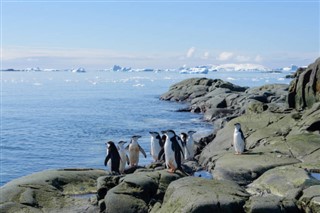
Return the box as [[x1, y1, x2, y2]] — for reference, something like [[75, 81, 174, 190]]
[[1, 58, 320, 213]]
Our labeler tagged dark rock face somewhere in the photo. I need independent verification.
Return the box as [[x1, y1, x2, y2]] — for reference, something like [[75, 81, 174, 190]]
[[161, 77, 289, 129], [288, 58, 320, 110]]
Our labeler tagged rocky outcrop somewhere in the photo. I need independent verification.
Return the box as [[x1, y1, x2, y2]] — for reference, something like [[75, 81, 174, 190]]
[[0, 168, 108, 213], [157, 177, 249, 213], [102, 169, 185, 213], [161, 77, 289, 129], [288, 58, 320, 110], [159, 58, 320, 213]]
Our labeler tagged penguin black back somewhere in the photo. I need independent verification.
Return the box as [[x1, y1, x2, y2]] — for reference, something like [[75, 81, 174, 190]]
[[104, 141, 121, 174]]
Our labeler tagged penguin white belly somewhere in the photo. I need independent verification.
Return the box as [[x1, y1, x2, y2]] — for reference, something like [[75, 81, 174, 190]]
[[119, 151, 126, 173], [151, 139, 161, 161], [129, 144, 140, 166], [164, 142, 177, 169], [234, 132, 245, 153], [177, 140, 184, 160], [185, 140, 194, 160]]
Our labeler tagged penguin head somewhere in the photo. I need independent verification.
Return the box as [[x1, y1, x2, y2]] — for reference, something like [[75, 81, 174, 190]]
[[131, 135, 141, 142], [180, 132, 187, 142], [188, 130, 196, 136], [234, 123, 241, 130], [163, 130, 176, 139], [149, 132, 160, 137], [106, 141, 117, 150], [118, 141, 127, 147]]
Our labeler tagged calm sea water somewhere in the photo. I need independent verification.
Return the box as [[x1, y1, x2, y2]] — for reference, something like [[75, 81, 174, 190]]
[[0, 70, 291, 185]]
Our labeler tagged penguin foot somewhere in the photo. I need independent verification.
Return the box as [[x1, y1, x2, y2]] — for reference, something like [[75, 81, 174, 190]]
[[167, 168, 175, 173]]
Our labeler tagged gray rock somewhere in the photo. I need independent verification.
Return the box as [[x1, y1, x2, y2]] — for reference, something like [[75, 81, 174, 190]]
[[298, 185, 320, 213], [158, 177, 249, 213], [244, 195, 299, 213], [104, 170, 185, 213], [247, 166, 320, 197], [211, 152, 300, 186], [0, 168, 108, 212], [288, 57, 320, 110]]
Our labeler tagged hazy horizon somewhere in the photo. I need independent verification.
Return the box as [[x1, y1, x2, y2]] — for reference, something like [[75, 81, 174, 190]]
[[1, 0, 319, 70]]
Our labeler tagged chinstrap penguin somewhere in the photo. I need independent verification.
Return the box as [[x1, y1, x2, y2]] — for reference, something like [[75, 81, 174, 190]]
[[126, 135, 147, 167], [118, 141, 129, 174], [162, 130, 184, 173], [232, 123, 245, 155], [183, 130, 196, 160], [104, 141, 121, 174], [149, 131, 164, 162]]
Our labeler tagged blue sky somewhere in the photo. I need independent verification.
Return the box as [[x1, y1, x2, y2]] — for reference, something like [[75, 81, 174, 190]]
[[1, 0, 319, 69]]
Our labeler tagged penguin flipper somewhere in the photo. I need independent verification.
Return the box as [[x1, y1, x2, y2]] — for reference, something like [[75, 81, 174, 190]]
[[126, 154, 130, 165], [173, 142, 182, 169], [125, 144, 129, 150], [138, 144, 147, 158], [158, 148, 164, 161], [104, 154, 111, 167]]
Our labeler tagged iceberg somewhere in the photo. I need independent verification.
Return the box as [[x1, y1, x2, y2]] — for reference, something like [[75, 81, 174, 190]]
[[25, 67, 41, 72], [281, 64, 299, 72], [213, 63, 269, 72], [179, 67, 209, 74], [71, 67, 86, 73], [111, 65, 132, 72]]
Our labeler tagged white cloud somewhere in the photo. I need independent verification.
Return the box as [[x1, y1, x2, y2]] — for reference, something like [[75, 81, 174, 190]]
[[255, 55, 263, 62], [217, 52, 234, 61], [235, 55, 251, 62], [203, 51, 210, 59], [186, 47, 196, 58]]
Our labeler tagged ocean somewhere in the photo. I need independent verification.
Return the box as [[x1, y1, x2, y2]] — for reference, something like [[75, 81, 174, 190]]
[[0, 70, 292, 186]]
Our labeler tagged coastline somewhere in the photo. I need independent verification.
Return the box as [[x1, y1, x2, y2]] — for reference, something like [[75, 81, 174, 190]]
[[1, 58, 320, 212]]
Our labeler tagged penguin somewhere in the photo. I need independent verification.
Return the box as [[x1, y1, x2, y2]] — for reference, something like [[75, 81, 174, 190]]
[[104, 141, 121, 174], [232, 123, 245, 155], [118, 141, 129, 174], [162, 130, 184, 173], [180, 132, 188, 148], [149, 132, 164, 162], [184, 130, 197, 160], [126, 135, 147, 167]]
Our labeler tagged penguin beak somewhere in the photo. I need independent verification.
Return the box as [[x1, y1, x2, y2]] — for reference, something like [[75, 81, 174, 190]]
[[161, 130, 167, 134]]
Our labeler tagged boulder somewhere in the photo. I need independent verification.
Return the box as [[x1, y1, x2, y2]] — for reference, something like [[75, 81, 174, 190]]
[[211, 152, 300, 186], [244, 195, 299, 213], [0, 168, 107, 212], [158, 177, 249, 213], [104, 170, 185, 213], [288, 57, 320, 110], [298, 185, 320, 213], [247, 166, 320, 197]]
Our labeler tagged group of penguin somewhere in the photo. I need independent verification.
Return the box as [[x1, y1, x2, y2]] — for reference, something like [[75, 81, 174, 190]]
[[105, 123, 246, 174], [104, 130, 197, 174]]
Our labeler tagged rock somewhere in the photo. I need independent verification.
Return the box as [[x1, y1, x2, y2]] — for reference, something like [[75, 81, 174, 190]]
[[247, 166, 320, 197], [244, 195, 300, 213], [298, 185, 320, 213], [0, 168, 108, 212], [160, 78, 247, 104], [288, 57, 320, 110], [104, 170, 185, 213], [97, 174, 122, 200], [158, 177, 249, 212], [211, 152, 300, 186]]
